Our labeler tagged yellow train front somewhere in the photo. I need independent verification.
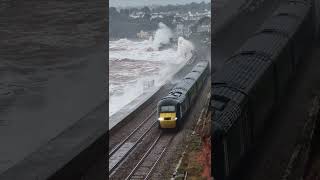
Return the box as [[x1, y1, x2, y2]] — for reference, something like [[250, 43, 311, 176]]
[[157, 98, 181, 130]]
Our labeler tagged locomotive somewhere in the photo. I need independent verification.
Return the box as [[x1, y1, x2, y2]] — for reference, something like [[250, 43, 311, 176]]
[[212, 0, 316, 179], [158, 61, 209, 130]]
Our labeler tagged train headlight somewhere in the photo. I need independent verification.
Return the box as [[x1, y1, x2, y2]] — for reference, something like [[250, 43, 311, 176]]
[[158, 117, 164, 120]]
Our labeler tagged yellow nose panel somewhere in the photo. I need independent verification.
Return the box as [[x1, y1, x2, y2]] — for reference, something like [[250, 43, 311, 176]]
[[159, 113, 176, 128], [160, 112, 176, 119]]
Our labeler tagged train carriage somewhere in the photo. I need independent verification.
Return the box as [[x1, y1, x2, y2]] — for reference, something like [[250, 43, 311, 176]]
[[215, 53, 276, 139], [158, 61, 209, 130], [212, 53, 276, 179], [257, 14, 300, 69], [212, 0, 314, 179], [212, 86, 249, 180], [259, 0, 313, 67], [237, 29, 293, 100]]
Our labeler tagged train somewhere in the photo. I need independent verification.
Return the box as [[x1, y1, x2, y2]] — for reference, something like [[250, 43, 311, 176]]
[[157, 61, 209, 131], [212, 0, 316, 179]]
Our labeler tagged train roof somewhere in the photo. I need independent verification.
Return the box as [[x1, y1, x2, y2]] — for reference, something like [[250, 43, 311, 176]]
[[211, 82, 249, 135], [258, 14, 300, 38], [194, 61, 208, 67], [159, 79, 191, 103], [158, 97, 180, 106], [184, 72, 201, 81], [190, 61, 208, 74], [159, 61, 208, 104], [173, 78, 195, 92], [214, 54, 272, 95], [274, 0, 310, 19], [191, 67, 204, 73], [194, 61, 208, 70], [237, 31, 289, 60], [212, 96, 245, 134], [212, 85, 247, 106]]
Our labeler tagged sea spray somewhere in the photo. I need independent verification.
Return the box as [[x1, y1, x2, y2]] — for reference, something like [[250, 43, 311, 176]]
[[152, 22, 173, 50], [109, 35, 195, 116], [176, 37, 195, 63]]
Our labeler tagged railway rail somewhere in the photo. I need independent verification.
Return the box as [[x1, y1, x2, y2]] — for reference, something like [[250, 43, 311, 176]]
[[109, 75, 210, 179], [109, 109, 157, 154], [108, 43, 210, 179], [109, 110, 157, 176], [109, 55, 204, 150], [125, 132, 174, 180]]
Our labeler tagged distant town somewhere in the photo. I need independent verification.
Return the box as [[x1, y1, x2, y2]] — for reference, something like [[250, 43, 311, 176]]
[[109, 1, 211, 43]]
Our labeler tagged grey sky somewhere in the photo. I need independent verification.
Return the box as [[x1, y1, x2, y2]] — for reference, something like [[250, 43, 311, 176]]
[[110, 0, 210, 8]]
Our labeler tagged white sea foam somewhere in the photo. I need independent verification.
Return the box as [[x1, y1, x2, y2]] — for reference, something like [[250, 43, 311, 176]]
[[109, 27, 195, 116]]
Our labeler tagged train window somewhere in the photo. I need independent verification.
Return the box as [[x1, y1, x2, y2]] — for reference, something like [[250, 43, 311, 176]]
[[160, 106, 175, 112]]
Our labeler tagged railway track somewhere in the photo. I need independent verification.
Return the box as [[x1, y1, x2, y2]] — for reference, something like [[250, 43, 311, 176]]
[[125, 132, 174, 180], [108, 63, 201, 177], [108, 49, 210, 179], [109, 109, 157, 176], [109, 110, 174, 179]]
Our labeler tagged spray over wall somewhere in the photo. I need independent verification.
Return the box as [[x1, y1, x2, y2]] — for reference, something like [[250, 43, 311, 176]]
[[152, 22, 173, 50], [177, 37, 195, 63]]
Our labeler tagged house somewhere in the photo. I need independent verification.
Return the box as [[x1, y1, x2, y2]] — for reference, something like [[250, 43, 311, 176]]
[[175, 22, 193, 38], [137, 30, 151, 39]]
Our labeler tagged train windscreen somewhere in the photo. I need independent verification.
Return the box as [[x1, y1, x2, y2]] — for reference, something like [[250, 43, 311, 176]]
[[160, 106, 175, 112]]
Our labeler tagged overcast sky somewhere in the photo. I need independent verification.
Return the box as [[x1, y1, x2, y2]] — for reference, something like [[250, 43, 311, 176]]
[[110, 0, 210, 8]]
